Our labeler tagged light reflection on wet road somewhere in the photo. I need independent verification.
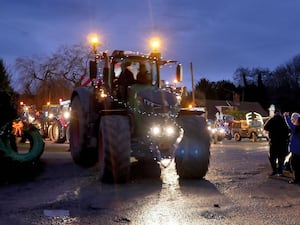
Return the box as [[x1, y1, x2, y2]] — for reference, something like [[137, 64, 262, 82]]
[[3, 140, 300, 225]]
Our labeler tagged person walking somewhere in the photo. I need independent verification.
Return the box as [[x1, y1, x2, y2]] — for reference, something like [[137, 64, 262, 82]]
[[264, 109, 290, 176], [284, 112, 300, 184]]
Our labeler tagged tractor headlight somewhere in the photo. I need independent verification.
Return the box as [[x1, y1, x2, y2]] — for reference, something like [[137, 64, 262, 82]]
[[151, 126, 161, 136], [28, 115, 35, 123], [48, 113, 54, 119], [150, 124, 176, 137], [219, 128, 225, 134], [64, 111, 70, 119], [165, 126, 175, 136]]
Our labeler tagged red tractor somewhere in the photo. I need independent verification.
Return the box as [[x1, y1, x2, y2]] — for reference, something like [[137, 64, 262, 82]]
[[49, 100, 70, 144]]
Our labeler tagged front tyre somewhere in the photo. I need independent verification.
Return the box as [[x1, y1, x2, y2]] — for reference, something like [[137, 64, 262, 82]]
[[234, 132, 241, 141], [99, 115, 131, 183], [51, 119, 66, 143], [175, 115, 210, 179], [250, 132, 258, 142]]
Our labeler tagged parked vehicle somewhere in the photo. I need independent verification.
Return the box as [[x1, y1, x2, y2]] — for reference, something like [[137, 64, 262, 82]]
[[32, 104, 60, 140], [231, 112, 268, 142], [49, 100, 70, 143]]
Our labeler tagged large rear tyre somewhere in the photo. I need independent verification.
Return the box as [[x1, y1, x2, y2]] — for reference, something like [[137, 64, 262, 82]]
[[70, 96, 97, 167], [99, 115, 131, 183], [175, 115, 210, 179]]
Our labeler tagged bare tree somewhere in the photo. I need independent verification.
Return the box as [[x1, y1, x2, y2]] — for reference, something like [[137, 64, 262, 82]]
[[287, 54, 300, 88], [233, 67, 251, 87], [15, 56, 41, 93], [49, 43, 90, 85], [15, 43, 90, 107]]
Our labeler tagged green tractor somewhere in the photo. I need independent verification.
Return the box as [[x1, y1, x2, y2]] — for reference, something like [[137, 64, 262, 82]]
[[69, 44, 210, 183]]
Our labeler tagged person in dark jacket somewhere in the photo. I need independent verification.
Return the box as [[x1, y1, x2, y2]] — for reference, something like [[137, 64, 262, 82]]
[[136, 63, 151, 85], [264, 110, 290, 176], [118, 61, 135, 101], [284, 112, 300, 184]]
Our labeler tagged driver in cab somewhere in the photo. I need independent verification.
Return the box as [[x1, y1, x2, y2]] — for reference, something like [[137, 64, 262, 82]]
[[136, 63, 151, 85]]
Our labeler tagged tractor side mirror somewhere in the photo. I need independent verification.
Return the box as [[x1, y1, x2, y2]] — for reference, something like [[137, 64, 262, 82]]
[[176, 64, 182, 82]]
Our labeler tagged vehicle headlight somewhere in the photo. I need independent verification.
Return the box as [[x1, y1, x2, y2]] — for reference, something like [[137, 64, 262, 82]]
[[165, 126, 175, 136], [28, 115, 35, 123], [64, 111, 70, 119], [219, 128, 225, 133], [150, 125, 176, 137], [96, 88, 108, 100], [151, 126, 161, 136], [100, 89, 107, 98]]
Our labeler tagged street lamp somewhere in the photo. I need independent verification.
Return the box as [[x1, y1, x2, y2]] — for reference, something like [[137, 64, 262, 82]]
[[88, 33, 100, 79], [149, 37, 162, 61], [88, 33, 100, 56], [150, 37, 161, 52], [91, 36, 99, 55]]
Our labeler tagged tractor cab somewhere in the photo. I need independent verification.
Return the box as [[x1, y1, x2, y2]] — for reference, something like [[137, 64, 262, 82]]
[[90, 50, 182, 86]]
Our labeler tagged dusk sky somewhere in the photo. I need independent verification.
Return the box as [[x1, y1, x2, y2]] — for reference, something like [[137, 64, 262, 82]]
[[1, 0, 300, 89]]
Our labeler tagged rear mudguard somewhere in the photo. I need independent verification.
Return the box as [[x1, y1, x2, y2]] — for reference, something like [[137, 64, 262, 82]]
[[71, 87, 94, 117]]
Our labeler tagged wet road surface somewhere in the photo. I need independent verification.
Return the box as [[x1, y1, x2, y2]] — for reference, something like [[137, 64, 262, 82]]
[[1, 140, 300, 225]]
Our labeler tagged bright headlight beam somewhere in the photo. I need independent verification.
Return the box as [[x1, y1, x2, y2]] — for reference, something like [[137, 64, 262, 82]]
[[219, 128, 225, 133], [64, 111, 70, 119], [28, 115, 35, 123], [151, 126, 161, 136], [165, 126, 174, 136]]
